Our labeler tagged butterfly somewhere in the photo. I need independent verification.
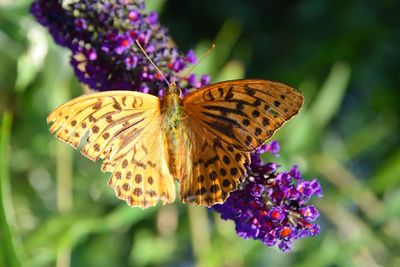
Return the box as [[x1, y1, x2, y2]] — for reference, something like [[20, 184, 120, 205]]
[[47, 79, 303, 208]]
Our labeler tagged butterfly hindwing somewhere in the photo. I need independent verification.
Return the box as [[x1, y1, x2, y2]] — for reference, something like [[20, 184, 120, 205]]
[[104, 125, 176, 208], [180, 79, 303, 206], [47, 91, 176, 208], [178, 121, 250, 206]]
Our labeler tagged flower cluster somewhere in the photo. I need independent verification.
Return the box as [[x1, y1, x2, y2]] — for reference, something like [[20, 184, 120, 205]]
[[31, 0, 209, 96], [31, 0, 322, 252], [213, 141, 322, 251]]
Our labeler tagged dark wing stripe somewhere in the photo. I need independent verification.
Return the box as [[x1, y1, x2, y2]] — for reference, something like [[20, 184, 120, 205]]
[[199, 92, 287, 122], [201, 111, 242, 128], [204, 155, 219, 168], [229, 91, 287, 116], [87, 115, 146, 153], [199, 111, 262, 144], [202, 105, 248, 117], [203, 120, 238, 141], [200, 103, 281, 138]]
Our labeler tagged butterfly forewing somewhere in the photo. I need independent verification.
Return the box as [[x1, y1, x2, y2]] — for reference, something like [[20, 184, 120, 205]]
[[180, 79, 303, 206], [47, 91, 176, 208], [182, 80, 304, 151]]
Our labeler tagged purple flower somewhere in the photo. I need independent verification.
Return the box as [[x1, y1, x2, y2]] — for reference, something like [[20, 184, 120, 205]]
[[125, 55, 138, 70], [186, 74, 211, 89], [128, 10, 141, 22], [249, 183, 265, 197], [200, 75, 211, 86], [115, 33, 133, 55], [299, 206, 320, 222], [31, 0, 203, 96], [146, 11, 158, 25], [170, 58, 186, 72], [74, 18, 88, 31], [278, 239, 292, 252], [263, 231, 278, 246], [311, 179, 323, 197], [289, 165, 302, 180], [212, 141, 323, 252], [268, 207, 285, 222], [265, 140, 280, 156], [185, 49, 197, 64], [186, 74, 197, 87]]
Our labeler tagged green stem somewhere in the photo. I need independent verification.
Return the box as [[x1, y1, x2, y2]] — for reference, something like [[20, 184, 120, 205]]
[[188, 206, 210, 267], [56, 142, 73, 214], [55, 142, 73, 267], [0, 111, 22, 267]]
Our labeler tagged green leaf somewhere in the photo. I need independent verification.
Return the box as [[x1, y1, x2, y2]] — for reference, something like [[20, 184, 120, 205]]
[[25, 205, 155, 266], [309, 62, 351, 129], [215, 60, 245, 81], [15, 23, 48, 92], [370, 148, 400, 194], [145, 0, 167, 13], [0, 111, 23, 267], [194, 19, 243, 79]]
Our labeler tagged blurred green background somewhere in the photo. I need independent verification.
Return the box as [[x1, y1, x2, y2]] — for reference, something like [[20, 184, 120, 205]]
[[1, 0, 400, 266]]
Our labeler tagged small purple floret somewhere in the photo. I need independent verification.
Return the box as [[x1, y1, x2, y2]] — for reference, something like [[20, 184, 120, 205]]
[[265, 140, 280, 156], [185, 49, 197, 64]]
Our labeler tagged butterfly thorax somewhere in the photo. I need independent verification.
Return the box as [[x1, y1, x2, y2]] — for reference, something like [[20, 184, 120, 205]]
[[162, 83, 186, 179], [162, 83, 183, 128]]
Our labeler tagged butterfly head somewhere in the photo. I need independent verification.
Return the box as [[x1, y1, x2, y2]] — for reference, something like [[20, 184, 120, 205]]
[[166, 82, 182, 97]]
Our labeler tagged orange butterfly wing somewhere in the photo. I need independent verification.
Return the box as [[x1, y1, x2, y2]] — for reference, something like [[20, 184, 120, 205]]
[[47, 91, 176, 208], [180, 79, 303, 206]]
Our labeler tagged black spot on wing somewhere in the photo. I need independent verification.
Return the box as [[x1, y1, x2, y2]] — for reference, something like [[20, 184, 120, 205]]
[[111, 97, 122, 110], [242, 119, 250, 126], [236, 102, 245, 111], [209, 171, 218, 180], [218, 87, 224, 97], [245, 85, 256, 96], [253, 99, 262, 107], [224, 86, 234, 100], [252, 110, 260, 118], [203, 90, 215, 101], [223, 155, 230, 164], [262, 117, 270, 126], [273, 100, 281, 107]]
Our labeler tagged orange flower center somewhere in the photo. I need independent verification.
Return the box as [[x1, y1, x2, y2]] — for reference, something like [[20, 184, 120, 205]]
[[121, 39, 130, 47], [271, 210, 281, 219], [303, 209, 311, 217], [280, 227, 291, 237]]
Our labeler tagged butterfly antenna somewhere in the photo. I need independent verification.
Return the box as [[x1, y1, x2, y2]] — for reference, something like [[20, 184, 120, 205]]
[[182, 43, 216, 80], [135, 40, 171, 86]]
